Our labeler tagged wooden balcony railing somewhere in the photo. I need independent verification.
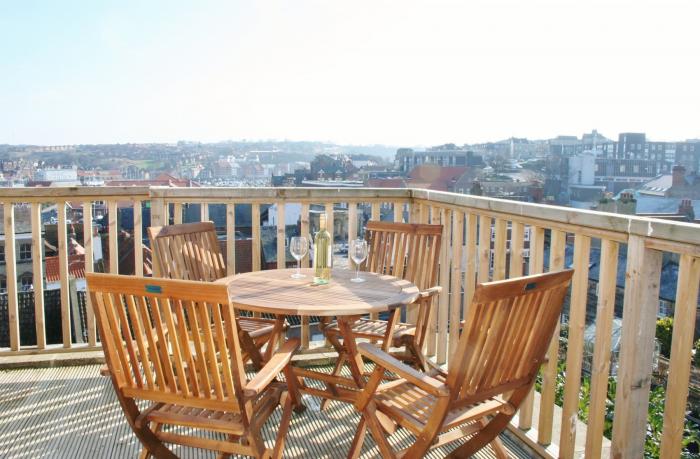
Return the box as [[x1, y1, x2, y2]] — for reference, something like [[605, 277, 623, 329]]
[[1, 186, 699, 458]]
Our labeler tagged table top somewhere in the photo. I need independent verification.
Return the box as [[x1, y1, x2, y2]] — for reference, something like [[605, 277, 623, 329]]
[[218, 268, 419, 316]]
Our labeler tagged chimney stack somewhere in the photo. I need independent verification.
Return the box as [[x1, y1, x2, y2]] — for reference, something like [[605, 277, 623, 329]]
[[678, 199, 695, 221], [672, 165, 686, 188]]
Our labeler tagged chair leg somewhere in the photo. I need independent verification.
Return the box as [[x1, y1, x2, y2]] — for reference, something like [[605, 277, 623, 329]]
[[446, 411, 516, 458], [271, 392, 294, 459], [282, 364, 305, 412], [239, 330, 264, 370], [406, 340, 429, 372], [364, 402, 396, 459], [319, 352, 347, 410], [347, 416, 367, 459], [116, 392, 176, 459], [490, 436, 510, 459]]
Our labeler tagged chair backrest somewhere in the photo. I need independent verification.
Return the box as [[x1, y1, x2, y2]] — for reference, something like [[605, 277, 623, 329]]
[[148, 221, 226, 281], [447, 270, 573, 405], [364, 221, 442, 291], [87, 273, 247, 414]]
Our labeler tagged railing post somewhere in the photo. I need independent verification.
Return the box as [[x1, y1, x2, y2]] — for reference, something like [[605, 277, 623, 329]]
[[150, 192, 166, 228], [57, 200, 72, 347], [226, 203, 236, 276], [3, 202, 20, 351], [30, 202, 46, 349], [659, 254, 700, 458], [611, 235, 662, 458]]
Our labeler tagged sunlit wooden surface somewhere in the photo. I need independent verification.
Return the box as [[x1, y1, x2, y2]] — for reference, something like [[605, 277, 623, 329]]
[[0, 364, 532, 458]]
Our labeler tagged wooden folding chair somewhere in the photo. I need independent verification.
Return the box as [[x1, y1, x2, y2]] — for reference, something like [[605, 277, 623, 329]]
[[87, 273, 300, 459], [321, 222, 442, 391], [349, 269, 574, 459], [148, 221, 284, 369]]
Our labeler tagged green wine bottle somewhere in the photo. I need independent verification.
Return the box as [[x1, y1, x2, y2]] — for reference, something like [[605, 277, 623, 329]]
[[313, 213, 332, 284]]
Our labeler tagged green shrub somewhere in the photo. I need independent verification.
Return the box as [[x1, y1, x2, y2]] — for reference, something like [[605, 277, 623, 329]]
[[656, 317, 674, 358]]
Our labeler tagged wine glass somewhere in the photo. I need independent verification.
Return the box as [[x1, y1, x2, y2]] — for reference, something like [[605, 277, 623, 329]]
[[290, 236, 308, 279], [350, 239, 368, 283]]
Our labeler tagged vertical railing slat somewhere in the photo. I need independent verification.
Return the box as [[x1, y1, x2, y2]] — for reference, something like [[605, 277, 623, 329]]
[[436, 208, 453, 364], [510, 221, 525, 279], [447, 210, 464, 361], [537, 229, 566, 445], [30, 202, 45, 349], [300, 203, 310, 348], [173, 202, 183, 225], [133, 200, 143, 277], [3, 202, 19, 351], [201, 202, 208, 222], [518, 225, 545, 430], [83, 202, 96, 346], [276, 203, 286, 269], [659, 254, 700, 458], [108, 200, 118, 274], [426, 206, 442, 355], [371, 202, 380, 222], [348, 202, 358, 270], [477, 215, 491, 283], [226, 203, 236, 276], [584, 239, 620, 457], [393, 201, 403, 223], [461, 212, 478, 326], [558, 233, 592, 457], [370, 201, 379, 321], [492, 218, 507, 281], [611, 235, 662, 458], [251, 204, 261, 272], [57, 201, 71, 348]]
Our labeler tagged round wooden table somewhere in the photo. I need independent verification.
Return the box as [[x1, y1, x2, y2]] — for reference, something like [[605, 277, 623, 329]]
[[219, 268, 419, 404]]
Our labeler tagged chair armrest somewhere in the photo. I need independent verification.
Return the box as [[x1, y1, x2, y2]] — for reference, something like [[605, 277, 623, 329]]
[[418, 286, 442, 299], [358, 343, 449, 397], [244, 338, 300, 398]]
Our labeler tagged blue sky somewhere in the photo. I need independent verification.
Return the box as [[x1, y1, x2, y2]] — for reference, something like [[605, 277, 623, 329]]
[[1, 0, 699, 146]]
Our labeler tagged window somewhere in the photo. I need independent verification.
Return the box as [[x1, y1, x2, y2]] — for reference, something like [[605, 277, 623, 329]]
[[619, 165, 626, 173], [633, 165, 639, 173], [19, 274, 32, 290], [0, 275, 5, 293], [19, 243, 32, 261], [0, 245, 4, 264]]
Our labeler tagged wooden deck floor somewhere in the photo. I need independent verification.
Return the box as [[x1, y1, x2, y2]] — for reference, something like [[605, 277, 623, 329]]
[[0, 364, 533, 458]]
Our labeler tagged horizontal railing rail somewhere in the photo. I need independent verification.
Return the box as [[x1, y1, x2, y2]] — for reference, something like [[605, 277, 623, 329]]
[[0, 185, 698, 458]]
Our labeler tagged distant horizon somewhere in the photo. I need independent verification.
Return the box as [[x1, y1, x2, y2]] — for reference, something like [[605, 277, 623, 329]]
[[2, 1, 699, 145], [3, 129, 700, 150]]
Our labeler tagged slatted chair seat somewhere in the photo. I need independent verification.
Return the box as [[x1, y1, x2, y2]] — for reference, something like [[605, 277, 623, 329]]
[[373, 380, 513, 435], [349, 270, 574, 459], [326, 319, 416, 340], [87, 274, 302, 459], [238, 317, 277, 339], [139, 404, 246, 435], [148, 221, 285, 369], [137, 381, 288, 436]]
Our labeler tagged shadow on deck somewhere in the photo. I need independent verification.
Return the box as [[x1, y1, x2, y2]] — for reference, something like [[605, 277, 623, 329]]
[[0, 365, 533, 458]]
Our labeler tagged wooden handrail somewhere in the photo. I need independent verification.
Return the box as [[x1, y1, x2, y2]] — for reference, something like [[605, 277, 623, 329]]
[[0, 185, 698, 459]]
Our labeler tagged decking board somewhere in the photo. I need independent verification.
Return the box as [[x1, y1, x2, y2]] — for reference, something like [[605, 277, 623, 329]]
[[0, 365, 532, 458]]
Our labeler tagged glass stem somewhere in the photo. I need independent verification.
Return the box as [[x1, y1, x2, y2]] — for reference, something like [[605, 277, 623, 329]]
[[297, 259, 301, 276], [356, 264, 360, 280]]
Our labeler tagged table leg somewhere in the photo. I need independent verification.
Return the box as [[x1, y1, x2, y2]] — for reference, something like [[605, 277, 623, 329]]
[[381, 308, 401, 352], [264, 316, 287, 362], [337, 315, 365, 388]]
